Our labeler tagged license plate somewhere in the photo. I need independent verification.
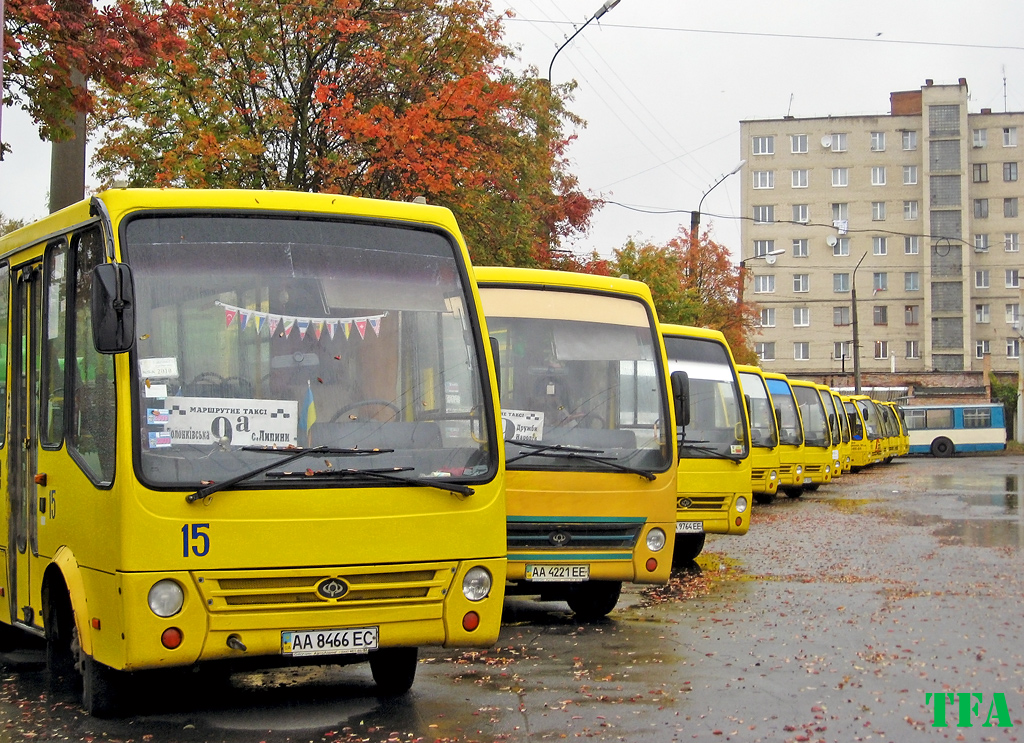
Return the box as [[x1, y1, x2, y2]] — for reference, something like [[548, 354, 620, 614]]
[[676, 521, 704, 534], [832, 450, 839, 460], [282, 627, 378, 657], [525, 564, 589, 582], [803, 476, 813, 484]]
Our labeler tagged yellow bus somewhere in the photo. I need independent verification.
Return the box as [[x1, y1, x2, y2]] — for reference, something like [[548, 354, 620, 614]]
[[476, 268, 677, 620], [789, 380, 835, 491], [736, 365, 781, 504], [763, 372, 806, 498], [661, 325, 750, 564], [850, 395, 886, 466], [842, 395, 874, 470], [815, 383, 844, 479], [829, 390, 853, 473], [0, 189, 507, 715]]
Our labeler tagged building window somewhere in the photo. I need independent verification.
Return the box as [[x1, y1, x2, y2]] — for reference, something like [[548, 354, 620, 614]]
[[873, 236, 887, 255], [974, 233, 990, 252], [870, 131, 885, 151], [834, 341, 853, 361], [1004, 127, 1017, 147], [833, 273, 850, 293], [794, 342, 810, 361], [874, 341, 888, 359], [903, 165, 918, 185], [905, 305, 920, 325], [753, 205, 775, 224], [976, 269, 990, 289], [973, 128, 987, 148], [830, 133, 848, 152], [792, 238, 809, 257], [833, 237, 850, 257], [793, 307, 810, 326], [904, 201, 919, 220], [793, 274, 809, 293], [1005, 233, 1020, 252], [791, 169, 808, 188], [791, 134, 808, 154], [831, 202, 849, 221], [973, 163, 989, 182], [832, 168, 849, 187], [905, 272, 920, 291], [755, 342, 776, 361], [976, 303, 991, 323], [872, 202, 886, 221], [793, 204, 809, 223], [1007, 303, 1020, 325], [753, 239, 776, 257], [759, 307, 775, 327], [904, 236, 920, 255], [753, 171, 774, 189], [834, 306, 851, 326], [1007, 268, 1021, 288], [906, 340, 920, 359], [873, 306, 888, 325], [1005, 197, 1019, 217], [975, 198, 989, 218], [754, 275, 775, 293], [902, 130, 918, 150], [873, 272, 888, 292], [871, 166, 886, 186], [1005, 162, 1019, 181], [1008, 338, 1020, 359], [976, 340, 991, 359], [752, 135, 774, 155]]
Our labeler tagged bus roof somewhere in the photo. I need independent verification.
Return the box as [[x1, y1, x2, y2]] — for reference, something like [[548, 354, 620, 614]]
[[473, 266, 656, 304], [660, 324, 727, 344]]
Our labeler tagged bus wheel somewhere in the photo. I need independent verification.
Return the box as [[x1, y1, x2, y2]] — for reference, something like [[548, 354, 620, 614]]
[[566, 581, 622, 621], [930, 437, 955, 458], [782, 487, 803, 499], [369, 647, 417, 696], [45, 592, 77, 693], [82, 655, 129, 718], [805, 483, 820, 492], [754, 492, 776, 505], [672, 533, 706, 565]]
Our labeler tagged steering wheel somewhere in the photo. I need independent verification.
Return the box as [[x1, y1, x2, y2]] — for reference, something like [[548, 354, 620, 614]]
[[329, 399, 401, 423]]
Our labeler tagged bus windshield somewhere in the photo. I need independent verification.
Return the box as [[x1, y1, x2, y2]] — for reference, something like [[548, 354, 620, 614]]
[[739, 371, 778, 449], [480, 287, 669, 472], [125, 213, 493, 489], [856, 399, 882, 439], [793, 385, 829, 448], [664, 336, 748, 460]]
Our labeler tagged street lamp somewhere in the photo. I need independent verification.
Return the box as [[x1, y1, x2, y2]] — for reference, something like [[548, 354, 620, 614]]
[[737, 248, 785, 307], [547, 0, 622, 84], [690, 160, 746, 252]]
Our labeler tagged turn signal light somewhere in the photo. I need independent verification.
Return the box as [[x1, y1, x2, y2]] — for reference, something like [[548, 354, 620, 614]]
[[645, 558, 658, 572], [462, 611, 480, 632], [736, 517, 743, 527], [161, 627, 183, 649]]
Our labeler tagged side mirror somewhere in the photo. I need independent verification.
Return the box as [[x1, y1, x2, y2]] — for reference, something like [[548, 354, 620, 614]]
[[92, 262, 136, 354], [671, 370, 690, 428], [489, 336, 501, 396]]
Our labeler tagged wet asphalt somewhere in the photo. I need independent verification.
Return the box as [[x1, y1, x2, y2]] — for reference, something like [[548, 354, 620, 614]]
[[2, 453, 1023, 742]]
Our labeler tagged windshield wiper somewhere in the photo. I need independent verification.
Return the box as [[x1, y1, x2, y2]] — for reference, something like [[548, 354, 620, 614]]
[[266, 466, 475, 495], [678, 441, 744, 463], [185, 445, 392, 503], [505, 440, 656, 480]]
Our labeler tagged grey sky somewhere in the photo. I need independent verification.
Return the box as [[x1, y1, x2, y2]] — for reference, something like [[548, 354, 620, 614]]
[[4, 0, 1024, 261]]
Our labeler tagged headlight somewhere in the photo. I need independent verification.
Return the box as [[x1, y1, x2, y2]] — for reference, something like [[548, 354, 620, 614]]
[[148, 579, 184, 618], [769, 470, 778, 481], [825, 465, 831, 474], [735, 496, 748, 513], [796, 465, 803, 476], [462, 567, 492, 601], [646, 528, 666, 552]]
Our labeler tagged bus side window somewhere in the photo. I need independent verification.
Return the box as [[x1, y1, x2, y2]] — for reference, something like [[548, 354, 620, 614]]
[[69, 228, 116, 484], [0, 263, 7, 447], [42, 240, 69, 448]]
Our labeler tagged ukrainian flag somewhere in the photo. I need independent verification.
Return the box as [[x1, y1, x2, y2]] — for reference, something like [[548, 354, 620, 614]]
[[299, 380, 317, 441]]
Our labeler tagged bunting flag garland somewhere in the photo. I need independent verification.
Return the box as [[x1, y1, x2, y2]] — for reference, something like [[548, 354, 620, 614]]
[[215, 302, 386, 342]]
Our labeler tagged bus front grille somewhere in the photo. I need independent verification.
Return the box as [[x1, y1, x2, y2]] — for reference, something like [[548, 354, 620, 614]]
[[195, 564, 453, 611], [506, 521, 642, 551], [676, 495, 728, 511]]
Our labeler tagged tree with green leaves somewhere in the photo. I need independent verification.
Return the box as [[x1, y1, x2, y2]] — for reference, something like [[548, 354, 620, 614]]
[[90, 0, 595, 265]]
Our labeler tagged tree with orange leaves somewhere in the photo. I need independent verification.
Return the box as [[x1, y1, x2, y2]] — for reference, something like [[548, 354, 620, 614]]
[[90, 0, 595, 265]]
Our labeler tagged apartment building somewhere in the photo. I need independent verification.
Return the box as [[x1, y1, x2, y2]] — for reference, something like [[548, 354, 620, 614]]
[[739, 78, 1024, 381]]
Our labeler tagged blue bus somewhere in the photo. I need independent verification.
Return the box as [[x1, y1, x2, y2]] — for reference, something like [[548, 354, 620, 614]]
[[903, 403, 1007, 457]]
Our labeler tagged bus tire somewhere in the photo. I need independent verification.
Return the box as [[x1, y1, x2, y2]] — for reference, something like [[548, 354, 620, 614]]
[[754, 492, 776, 505], [930, 437, 955, 458], [805, 483, 820, 492], [369, 647, 417, 696], [45, 590, 77, 694], [82, 655, 129, 718], [672, 533, 706, 565], [783, 487, 803, 499], [566, 580, 622, 621]]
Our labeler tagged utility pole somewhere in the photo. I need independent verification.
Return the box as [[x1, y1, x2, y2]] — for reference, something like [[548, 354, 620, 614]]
[[851, 252, 867, 394]]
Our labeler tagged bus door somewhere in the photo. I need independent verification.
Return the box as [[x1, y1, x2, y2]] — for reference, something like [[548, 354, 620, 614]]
[[8, 260, 42, 630]]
